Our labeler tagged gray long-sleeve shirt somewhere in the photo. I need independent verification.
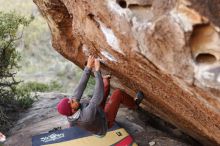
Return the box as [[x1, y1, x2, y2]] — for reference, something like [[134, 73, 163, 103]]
[[68, 67, 108, 136]]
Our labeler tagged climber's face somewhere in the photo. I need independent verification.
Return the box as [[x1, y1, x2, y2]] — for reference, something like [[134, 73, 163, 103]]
[[69, 98, 80, 113]]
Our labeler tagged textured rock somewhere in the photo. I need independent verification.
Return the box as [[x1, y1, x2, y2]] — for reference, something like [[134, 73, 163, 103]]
[[33, 0, 220, 145]]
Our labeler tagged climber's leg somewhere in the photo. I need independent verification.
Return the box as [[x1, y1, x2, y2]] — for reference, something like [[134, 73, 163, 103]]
[[104, 89, 137, 128]]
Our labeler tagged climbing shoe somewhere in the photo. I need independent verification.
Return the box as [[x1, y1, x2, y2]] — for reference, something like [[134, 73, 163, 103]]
[[135, 91, 144, 107]]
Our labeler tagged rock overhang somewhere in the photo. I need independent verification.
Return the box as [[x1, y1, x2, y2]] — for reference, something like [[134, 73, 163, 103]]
[[33, 0, 220, 145]]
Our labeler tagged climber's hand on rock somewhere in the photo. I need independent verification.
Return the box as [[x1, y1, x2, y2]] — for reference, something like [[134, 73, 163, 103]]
[[94, 59, 100, 71], [87, 55, 95, 69]]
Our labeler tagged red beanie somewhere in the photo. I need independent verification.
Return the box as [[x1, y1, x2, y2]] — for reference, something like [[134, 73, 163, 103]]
[[57, 98, 72, 116]]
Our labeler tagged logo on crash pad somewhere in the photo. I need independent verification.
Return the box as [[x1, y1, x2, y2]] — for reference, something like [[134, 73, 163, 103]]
[[40, 133, 65, 143]]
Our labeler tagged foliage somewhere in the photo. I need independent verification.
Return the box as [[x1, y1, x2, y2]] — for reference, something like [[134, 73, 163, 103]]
[[14, 81, 62, 109], [74, 68, 96, 97], [85, 77, 95, 96], [0, 0, 80, 94], [0, 11, 33, 133], [0, 1, 81, 134], [18, 81, 62, 92], [14, 87, 36, 109]]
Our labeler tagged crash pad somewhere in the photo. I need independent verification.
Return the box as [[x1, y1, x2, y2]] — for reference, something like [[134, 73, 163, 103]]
[[32, 123, 138, 146]]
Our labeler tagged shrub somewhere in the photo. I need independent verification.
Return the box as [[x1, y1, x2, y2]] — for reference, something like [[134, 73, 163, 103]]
[[0, 11, 33, 133], [15, 87, 36, 109], [17, 81, 62, 92]]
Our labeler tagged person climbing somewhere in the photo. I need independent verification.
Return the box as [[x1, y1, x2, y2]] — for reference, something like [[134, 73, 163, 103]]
[[57, 55, 144, 136]]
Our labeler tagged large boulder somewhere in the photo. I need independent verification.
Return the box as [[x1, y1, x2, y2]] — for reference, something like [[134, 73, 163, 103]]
[[33, 0, 220, 145]]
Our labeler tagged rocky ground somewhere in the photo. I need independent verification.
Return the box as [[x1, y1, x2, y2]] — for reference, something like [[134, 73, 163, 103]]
[[4, 92, 200, 146]]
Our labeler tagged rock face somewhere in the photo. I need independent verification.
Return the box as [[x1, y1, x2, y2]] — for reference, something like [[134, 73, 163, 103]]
[[33, 0, 220, 145]]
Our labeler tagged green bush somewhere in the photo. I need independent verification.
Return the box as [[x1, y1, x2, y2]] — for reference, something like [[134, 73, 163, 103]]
[[0, 11, 33, 133], [15, 87, 36, 109], [18, 81, 62, 92], [84, 77, 95, 96], [74, 68, 96, 97]]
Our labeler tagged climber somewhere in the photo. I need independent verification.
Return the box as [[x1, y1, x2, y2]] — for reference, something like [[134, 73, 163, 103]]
[[57, 55, 144, 136]]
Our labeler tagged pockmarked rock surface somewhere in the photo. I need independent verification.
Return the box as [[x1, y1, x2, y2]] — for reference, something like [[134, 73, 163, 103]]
[[33, 0, 220, 145]]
